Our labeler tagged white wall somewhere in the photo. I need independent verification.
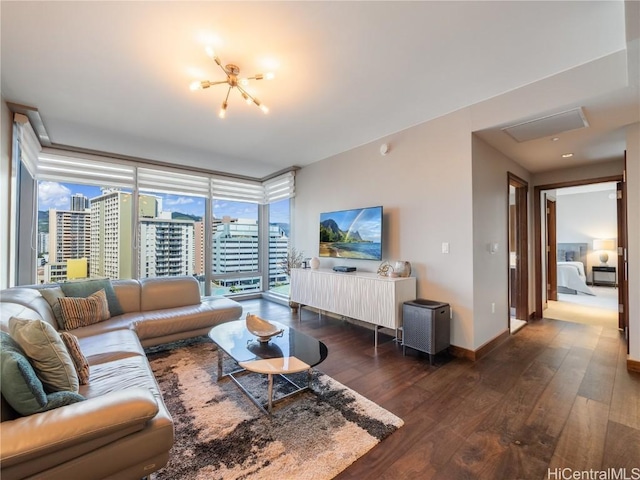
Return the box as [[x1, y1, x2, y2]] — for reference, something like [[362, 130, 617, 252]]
[[1, 99, 12, 290], [471, 135, 531, 348], [556, 189, 618, 281], [295, 109, 478, 350], [626, 122, 639, 362]]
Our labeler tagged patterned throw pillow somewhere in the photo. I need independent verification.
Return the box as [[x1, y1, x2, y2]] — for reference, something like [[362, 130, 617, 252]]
[[59, 332, 90, 385], [58, 289, 111, 330], [60, 279, 124, 317]]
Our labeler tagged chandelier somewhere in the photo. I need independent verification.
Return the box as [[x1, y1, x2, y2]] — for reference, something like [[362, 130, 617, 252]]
[[190, 46, 274, 118]]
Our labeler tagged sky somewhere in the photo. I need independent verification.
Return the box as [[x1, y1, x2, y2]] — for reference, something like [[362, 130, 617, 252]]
[[37, 181, 290, 223]]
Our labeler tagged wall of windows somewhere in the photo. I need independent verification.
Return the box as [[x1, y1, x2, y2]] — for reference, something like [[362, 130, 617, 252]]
[[14, 132, 294, 297]]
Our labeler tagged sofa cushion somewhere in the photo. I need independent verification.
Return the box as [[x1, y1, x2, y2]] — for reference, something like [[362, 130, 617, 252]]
[[0, 332, 85, 416], [8, 318, 79, 393], [0, 287, 59, 330], [132, 297, 242, 341], [60, 279, 124, 317], [39, 286, 66, 329], [112, 279, 142, 314], [58, 289, 111, 330], [77, 329, 145, 366], [139, 276, 201, 311], [60, 332, 90, 385]]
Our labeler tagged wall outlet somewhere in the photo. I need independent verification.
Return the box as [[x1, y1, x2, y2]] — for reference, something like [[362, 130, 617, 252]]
[[442, 242, 450, 254]]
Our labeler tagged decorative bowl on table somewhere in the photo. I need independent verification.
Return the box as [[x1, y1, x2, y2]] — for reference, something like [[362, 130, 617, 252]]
[[245, 313, 284, 343]]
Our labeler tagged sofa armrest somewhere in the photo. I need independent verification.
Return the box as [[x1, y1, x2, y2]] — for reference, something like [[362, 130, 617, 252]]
[[0, 388, 159, 469]]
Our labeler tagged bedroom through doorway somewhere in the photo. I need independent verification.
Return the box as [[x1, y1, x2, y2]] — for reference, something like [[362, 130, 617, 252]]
[[542, 182, 619, 329]]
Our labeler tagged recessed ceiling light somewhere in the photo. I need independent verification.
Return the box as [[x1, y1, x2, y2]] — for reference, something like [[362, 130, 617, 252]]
[[562, 153, 573, 158], [551, 137, 559, 141]]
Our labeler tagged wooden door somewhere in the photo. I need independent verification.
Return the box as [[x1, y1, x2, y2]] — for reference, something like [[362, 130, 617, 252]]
[[546, 198, 557, 302], [515, 184, 528, 321]]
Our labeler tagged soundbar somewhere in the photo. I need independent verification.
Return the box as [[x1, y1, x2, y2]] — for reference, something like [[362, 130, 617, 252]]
[[333, 266, 356, 272]]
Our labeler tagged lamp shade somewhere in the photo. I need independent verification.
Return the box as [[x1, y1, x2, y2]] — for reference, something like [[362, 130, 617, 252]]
[[593, 238, 615, 251]]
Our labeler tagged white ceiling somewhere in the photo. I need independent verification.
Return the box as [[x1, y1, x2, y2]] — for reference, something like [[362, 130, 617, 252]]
[[1, 1, 638, 179]]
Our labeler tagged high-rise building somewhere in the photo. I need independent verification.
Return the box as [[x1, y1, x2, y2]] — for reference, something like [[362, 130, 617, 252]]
[[211, 218, 289, 294], [70, 193, 89, 212], [139, 218, 195, 277], [47, 208, 91, 281], [38, 232, 49, 254], [90, 190, 133, 279], [194, 221, 205, 275]]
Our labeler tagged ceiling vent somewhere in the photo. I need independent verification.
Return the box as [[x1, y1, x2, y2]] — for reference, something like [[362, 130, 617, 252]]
[[502, 107, 589, 143]]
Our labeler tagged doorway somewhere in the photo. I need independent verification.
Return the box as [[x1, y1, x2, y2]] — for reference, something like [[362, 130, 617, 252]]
[[508, 173, 528, 333], [534, 174, 628, 341]]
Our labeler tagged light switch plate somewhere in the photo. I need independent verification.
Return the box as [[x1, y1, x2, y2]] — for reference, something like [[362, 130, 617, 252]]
[[442, 242, 450, 254]]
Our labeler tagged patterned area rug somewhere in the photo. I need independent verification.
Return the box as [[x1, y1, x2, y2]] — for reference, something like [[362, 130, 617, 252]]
[[147, 338, 404, 480]]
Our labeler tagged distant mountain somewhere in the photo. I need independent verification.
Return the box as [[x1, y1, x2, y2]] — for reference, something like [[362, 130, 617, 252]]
[[320, 219, 364, 243], [171, 212, 202, 222]]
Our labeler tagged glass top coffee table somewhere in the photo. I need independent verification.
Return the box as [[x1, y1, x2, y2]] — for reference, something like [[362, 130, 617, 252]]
[[208, 320, 328, 414]]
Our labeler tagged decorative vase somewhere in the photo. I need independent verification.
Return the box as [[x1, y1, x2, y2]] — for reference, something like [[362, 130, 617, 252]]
[[310, 257, 320, 269], [393, 261, 411, 278]]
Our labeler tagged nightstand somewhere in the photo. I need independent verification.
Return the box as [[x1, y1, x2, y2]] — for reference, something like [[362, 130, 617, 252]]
[[592, 266, 617, 287]]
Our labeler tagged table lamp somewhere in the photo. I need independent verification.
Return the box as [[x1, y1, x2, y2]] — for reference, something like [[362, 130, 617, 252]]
[[593, 238, 615, 266]]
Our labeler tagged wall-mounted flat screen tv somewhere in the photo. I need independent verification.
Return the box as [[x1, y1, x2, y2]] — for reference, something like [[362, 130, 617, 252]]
[[319, 206, 383, 260]]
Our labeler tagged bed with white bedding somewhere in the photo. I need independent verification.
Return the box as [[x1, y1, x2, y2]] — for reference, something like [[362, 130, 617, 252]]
[[557, 261, 594, 295]]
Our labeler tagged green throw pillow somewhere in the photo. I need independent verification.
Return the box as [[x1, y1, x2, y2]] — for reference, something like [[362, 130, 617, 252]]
[[0, 332, 85, 416], [60, 279, 124, 317], [40, 286, 66, 330], [9, 317, 79, 393]]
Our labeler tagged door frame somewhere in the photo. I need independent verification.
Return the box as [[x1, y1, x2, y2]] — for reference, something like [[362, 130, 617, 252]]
[[533, 175, 626, 331], [508, 173, 529, 325], [617, 153, 629, 344]]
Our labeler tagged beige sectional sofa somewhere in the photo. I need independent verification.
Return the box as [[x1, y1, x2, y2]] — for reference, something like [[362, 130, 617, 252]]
[[0, 275, 243, 480]]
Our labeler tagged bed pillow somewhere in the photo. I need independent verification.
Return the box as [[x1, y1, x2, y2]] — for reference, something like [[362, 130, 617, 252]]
[[8, 317, 79, 393], [57, 289, 111, 330], [40, 286, 67, 330], [59, 332, 90, 385], [1, 332, 85, 416], [60, 279, 124, 317]]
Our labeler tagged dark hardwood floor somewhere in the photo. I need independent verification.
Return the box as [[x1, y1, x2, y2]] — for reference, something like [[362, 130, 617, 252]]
[[239, 299, 640, 479]]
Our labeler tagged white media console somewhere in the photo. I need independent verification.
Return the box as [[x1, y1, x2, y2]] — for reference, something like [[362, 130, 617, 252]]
[[290, 268, 417, 346]]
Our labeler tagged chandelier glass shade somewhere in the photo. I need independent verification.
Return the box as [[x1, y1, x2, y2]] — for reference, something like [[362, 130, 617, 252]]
[[190, 47, 273, 118]]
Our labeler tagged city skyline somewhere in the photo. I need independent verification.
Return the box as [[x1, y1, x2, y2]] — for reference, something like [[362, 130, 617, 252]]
[[37, 181, 290, 223]]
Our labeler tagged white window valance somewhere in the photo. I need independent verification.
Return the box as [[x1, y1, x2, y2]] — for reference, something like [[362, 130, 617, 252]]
[[264, 171, 295, 203], [14, 113, 41, 177], [138, 167, 210, 197], [37, 150, 136, 189]]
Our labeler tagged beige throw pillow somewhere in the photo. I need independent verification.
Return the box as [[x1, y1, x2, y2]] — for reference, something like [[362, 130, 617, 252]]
[[8, 317, 79, 393], [40, 286, 66, 330], [58, 289, 111, 330]]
